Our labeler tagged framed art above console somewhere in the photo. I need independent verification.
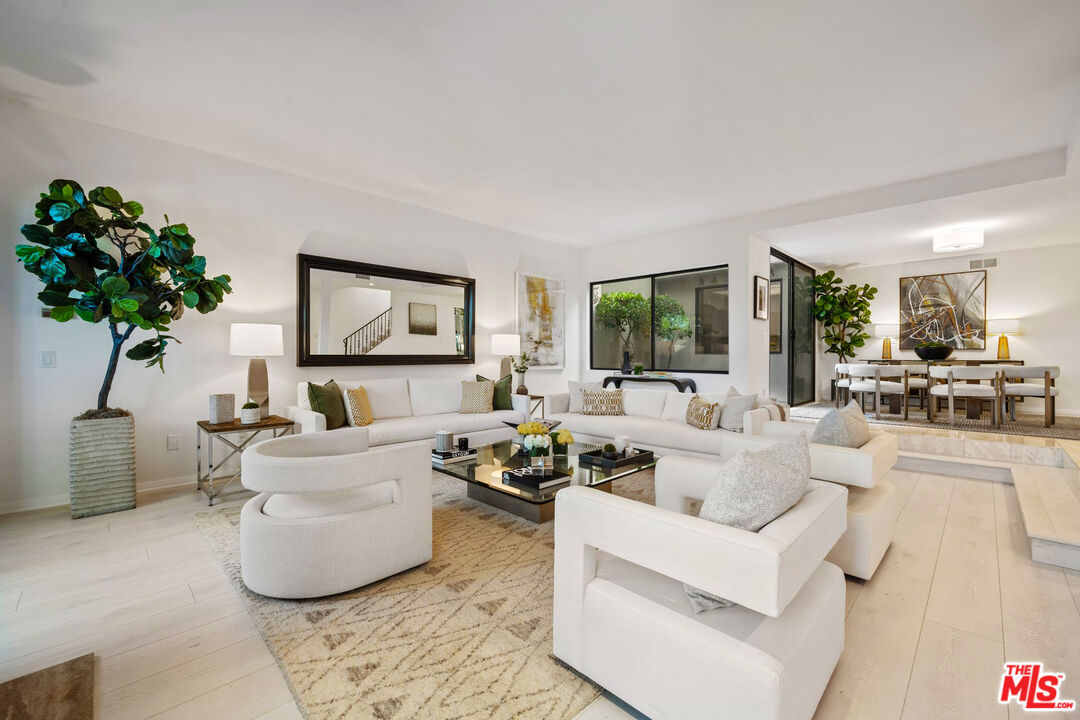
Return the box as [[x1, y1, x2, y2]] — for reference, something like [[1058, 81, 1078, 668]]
[[297, 253, 475, 366]]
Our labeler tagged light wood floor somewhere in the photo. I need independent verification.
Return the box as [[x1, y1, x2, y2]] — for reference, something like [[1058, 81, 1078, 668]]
[[5, 471, 1080, 719]]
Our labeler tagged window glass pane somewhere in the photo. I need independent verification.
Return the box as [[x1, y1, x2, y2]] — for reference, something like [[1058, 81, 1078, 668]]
[[654, 266, 728, 372], [591, 277, 653, 369], [769, 257, 790, 402]]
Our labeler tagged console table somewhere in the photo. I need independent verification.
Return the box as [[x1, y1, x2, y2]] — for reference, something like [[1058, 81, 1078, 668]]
[[602, 374, 697, 393], [196, 415, 294, 505]]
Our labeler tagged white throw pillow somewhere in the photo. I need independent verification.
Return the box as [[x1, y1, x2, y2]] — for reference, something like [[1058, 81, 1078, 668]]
[[408, 379, 463, 416], [568, 381, 602, 414], [621, 389, 668, 419], [343, 378, 412, 420], [660, 391, 694, 421], [719, 392, 757, 431], [811, 399, 871, 448], [686, 436, 810, 612]]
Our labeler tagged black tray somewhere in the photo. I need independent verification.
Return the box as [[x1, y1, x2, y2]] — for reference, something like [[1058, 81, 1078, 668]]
[[578, 447, 654, 469]]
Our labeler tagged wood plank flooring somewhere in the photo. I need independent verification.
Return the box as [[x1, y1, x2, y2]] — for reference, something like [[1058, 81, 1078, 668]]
[[0, 488, 301, 720], [5, 468, 1080, 719]]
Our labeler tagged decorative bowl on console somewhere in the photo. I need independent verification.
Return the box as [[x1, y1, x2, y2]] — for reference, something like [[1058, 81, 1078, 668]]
[[913, 343, 954, 361]]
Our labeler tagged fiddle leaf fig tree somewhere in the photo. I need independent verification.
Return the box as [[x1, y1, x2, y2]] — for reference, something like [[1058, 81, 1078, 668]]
[[811, 270, 877, 363], [15, 179, 232, 412], [594, 291, 650, 357]]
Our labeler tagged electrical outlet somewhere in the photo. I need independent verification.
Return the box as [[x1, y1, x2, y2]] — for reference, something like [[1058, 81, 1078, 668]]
[[40, 351, 56, 369], [166, 434, 181, 451]]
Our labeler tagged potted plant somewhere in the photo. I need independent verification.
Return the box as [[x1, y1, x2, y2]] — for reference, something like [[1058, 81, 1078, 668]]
[[240, 402, 261, 425], [15, 179, 232, 518], [511, 350, 532, 395], [914, 341, 954, 361], [517, 421, 552, 471], [632, 363, 645, 376], [811, 270, 877, 363], [594, 291, 650, 373], [602, 443, 619, 461], [551, 428, 574, 456]]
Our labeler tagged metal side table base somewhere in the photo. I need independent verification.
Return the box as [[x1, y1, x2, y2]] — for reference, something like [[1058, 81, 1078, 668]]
[[196, 415, 295, 506]]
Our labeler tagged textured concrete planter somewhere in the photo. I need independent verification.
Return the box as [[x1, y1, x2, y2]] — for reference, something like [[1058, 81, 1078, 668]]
[[69, 414, 136, 518]]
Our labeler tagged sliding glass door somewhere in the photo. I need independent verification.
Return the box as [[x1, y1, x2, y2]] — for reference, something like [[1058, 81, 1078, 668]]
[[769, 250, 816, 406]]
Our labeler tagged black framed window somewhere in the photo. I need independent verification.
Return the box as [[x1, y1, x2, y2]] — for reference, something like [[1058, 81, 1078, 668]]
[[589, 264, 729, 373]]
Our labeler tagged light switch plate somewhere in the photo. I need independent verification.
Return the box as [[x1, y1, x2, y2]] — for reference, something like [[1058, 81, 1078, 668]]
[[40, 351, 56, 369]]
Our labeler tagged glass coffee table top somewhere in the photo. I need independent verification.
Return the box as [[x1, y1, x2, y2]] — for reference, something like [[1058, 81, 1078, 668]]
[[433, 439, 656, 505]]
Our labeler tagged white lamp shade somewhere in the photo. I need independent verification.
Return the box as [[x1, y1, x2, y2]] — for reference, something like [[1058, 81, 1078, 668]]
[[874, 323, 900, 338], [987, 318, 1021, 335], [491, 333, 521, 356], [933, 227, 984, 253], [229, 323, 284, 357]]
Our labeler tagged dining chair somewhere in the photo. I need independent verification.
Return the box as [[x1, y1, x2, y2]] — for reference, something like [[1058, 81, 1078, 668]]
[[927, 365, 1001, 427], [834, 363, 852, 408], [847, 364, 910, 420], [1002, 366, 1060, 427]]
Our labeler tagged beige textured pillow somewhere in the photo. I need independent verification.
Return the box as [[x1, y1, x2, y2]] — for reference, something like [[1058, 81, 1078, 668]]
[[581, 389, 624, 416], [345, 387, 374, 426], [459, 380, 494, 414], [685, 395, 720, 430]]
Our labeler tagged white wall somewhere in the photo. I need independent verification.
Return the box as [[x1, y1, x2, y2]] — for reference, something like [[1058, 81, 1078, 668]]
[[0, 101, 584, 513], [823, 243, 1080, 412]]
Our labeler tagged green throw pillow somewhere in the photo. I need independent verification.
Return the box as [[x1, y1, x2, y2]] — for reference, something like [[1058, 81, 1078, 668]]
[[307, 380, 347, 430], [477, 374, 513, 411]]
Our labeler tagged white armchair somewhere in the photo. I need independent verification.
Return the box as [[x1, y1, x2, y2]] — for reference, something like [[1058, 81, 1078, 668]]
[[554, 455, 848, 720], [239, 427, 432, 599]]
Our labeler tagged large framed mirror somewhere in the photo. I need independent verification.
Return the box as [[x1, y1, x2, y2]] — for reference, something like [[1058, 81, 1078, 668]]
[[297, 254, 475, 366]]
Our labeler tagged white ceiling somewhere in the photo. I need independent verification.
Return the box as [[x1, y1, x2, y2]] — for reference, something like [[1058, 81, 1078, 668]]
[[3, 1, 1080, 246]]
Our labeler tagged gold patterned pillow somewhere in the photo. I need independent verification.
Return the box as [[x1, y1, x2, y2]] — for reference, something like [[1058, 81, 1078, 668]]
[[581, 389, 624, 416], [346, 387, 374, 427], [459, 380, 494, 414], [685, 395, 720, 430]]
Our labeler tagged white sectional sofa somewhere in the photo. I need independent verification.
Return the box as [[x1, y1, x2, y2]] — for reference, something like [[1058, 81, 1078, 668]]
[[547, 387, 899, 579], [286, 378, 530, 448]]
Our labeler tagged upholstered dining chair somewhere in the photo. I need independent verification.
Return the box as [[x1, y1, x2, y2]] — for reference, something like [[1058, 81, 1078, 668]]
[[834, 363, 851, 408], [1002, 366, 1060, 427], [847, 364, 910, 419], [927, 365, 1001, 427]]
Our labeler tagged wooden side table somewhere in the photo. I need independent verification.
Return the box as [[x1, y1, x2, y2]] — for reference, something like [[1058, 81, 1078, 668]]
[[196, 415, 295, 505]]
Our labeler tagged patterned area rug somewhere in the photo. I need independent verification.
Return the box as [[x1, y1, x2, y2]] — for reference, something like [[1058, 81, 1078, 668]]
[[194, 470, 655, 720], [791, 402, 1080, 440]]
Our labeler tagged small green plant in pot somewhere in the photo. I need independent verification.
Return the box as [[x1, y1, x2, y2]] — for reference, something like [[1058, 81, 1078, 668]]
[[14, 179, 232, 517], [240, 402, 261, 425], [602, 443, 619, 461]]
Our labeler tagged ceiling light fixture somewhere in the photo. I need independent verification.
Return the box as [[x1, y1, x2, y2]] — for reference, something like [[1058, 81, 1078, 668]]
[[932, 226, 984, 253]]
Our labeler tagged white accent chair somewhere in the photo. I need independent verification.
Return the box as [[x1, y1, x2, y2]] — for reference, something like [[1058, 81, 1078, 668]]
[[833, 363, 851, 408], [847, 363, 911, 420], [553, 456, 848, 720], [239, 427, 432, 599], [1003, 366, 1060, 427], [928, 365, 1001, 427], [754, 422, 899, 580]]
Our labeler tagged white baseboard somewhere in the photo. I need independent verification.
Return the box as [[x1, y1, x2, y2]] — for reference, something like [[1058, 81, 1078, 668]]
[[0, 474, 198, 517]]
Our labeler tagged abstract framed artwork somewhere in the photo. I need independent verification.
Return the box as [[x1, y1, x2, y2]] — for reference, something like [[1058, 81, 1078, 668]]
[[516, 271, 565, 369], [408, 302, 437, 335], [899, 269, 986, 350]]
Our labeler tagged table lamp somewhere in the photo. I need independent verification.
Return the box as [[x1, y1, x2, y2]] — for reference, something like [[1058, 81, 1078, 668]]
[[229, 323, 284, 419], [491, 333, 521, 379], [874, 324, 900, 360], [987, 319, 1020, 360]]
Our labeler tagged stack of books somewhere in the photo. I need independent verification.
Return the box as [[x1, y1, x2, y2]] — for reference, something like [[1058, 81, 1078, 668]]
[[431, 448, 478, 465]]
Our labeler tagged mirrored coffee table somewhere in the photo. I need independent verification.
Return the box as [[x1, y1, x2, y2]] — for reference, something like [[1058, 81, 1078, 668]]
[[432, 439, 656, 522]]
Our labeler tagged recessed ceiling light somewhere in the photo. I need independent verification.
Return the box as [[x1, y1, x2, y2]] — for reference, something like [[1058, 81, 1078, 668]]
[[932, 227, 984, 253]]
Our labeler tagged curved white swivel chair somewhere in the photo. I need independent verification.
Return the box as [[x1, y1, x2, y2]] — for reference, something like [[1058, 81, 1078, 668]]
[[847, 364, 910, 420], [1003, 366, 1060, 427], [239, 427, 432, 599], [928, 365, 1001, 427], [554, 456, 848, 720]]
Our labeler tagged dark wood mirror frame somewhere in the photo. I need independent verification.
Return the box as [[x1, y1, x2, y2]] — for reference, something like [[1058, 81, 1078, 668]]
[[297, 253, 476, 367]]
